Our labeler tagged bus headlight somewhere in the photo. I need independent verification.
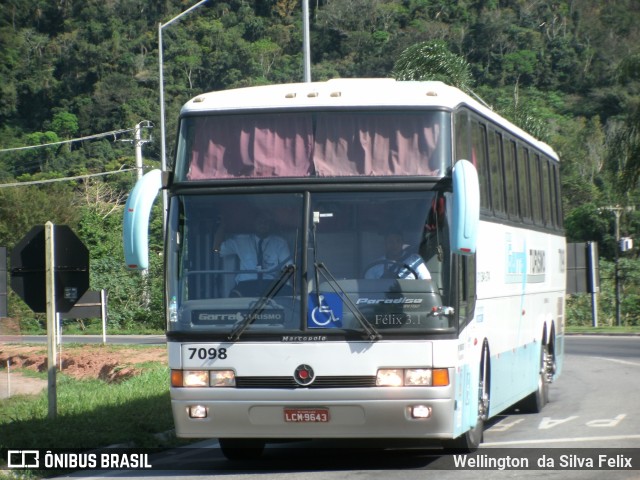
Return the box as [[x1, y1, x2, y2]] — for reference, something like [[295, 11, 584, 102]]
[[404, 369, 432, 386], [376, 368, 449, 387], [376, 369, 404, 386], [171, 369, 236, 387], [182, 370, 209, 387], [210, 370, 236, 387]]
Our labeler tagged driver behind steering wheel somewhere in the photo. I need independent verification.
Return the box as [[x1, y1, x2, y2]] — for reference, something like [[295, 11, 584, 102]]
[[364, 232, 431, 280]]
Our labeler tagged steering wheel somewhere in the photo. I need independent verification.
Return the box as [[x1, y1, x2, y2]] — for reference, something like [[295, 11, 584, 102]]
[[363, 258, 419, 279]]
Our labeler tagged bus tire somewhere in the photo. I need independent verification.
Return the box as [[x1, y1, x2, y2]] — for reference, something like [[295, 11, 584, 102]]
[[444, 343, 490, 452], [219, 438, 265, 461], [517, 342, 550, 414]]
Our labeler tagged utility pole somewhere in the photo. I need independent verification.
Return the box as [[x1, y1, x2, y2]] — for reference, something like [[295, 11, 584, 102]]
[[125, 122, 153, 305], [134, 121, 152, 180], [45, 222, 57, 418], [603, 206, 622, 326], [122, 121, 152, 179]]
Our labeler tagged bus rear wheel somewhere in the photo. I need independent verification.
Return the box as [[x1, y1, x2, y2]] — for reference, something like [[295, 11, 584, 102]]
[[517, 343, 551, 414], [219, 438, 265, 461]]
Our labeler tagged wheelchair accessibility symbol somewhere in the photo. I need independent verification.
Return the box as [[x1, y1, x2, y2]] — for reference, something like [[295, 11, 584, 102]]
[[308, 293, 343, 328]]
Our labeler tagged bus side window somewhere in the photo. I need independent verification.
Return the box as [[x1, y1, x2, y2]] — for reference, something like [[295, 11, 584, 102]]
[[530, 154, 543, 224], [551, 163, 563, 228], [454, 110, 470, 161], [488, 130, 505, 216], [517, 145, 532, 222], [471, 120, 490, 212], [503, 138, 518, 219], [541, 158, 554, 228]]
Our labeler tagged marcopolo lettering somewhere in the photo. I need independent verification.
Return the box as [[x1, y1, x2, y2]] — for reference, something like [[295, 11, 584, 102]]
[[282, 335, 328, 342]]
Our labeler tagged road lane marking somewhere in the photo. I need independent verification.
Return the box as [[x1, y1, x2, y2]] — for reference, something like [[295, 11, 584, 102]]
[[593, 356, 640, 367], [483, 434, 640, 446]]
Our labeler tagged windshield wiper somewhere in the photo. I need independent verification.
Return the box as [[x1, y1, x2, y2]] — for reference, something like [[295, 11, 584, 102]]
[[309, 213, 380, 341], [228, 264, 295, 341], [315, 262, 381, 341]]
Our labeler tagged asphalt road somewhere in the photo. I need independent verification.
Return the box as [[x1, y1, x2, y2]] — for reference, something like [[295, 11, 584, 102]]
[[50, 334, 640, 480]]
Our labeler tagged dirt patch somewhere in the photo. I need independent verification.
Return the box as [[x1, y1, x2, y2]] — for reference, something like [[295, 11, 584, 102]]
[[0, 343, 167, 398], [0, 318, 21, 336]]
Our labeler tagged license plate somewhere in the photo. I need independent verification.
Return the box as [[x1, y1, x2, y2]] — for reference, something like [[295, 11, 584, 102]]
[[284, 408, 330, 423]]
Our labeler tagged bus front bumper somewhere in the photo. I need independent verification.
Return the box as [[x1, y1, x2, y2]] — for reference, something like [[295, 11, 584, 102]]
[[171, 395, 456, 439]]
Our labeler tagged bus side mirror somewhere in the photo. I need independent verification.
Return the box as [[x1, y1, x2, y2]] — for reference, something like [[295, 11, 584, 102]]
[[451, 159, 479, 255], [123, 169, 162, 270]]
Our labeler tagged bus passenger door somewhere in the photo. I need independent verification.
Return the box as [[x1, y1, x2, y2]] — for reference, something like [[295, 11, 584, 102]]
[[456, 254, 476, 329], [454, 253, 480, 438]]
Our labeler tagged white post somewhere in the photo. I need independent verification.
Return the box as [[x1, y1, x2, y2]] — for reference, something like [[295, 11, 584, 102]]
[[56, 312, 62, 369], [56, 312, 60, 345], [101, 289, 107, 345]]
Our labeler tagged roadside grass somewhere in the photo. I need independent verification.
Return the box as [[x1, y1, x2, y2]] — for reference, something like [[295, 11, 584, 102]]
[[60, 323, 164, 335], [0, 362, 184, 473], [565, 325, 640, 335], [13, 317, 163, 336]]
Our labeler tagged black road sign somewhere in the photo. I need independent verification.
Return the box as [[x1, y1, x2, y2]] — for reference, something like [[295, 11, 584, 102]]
[[59, 290, 104, 319], [11, 225, 90, 313]]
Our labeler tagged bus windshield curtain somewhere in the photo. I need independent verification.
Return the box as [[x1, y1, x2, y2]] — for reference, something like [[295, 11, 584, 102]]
[[185, 113, 442, 180], [187, 114, 314, 179], [313, 113, 440, 176]]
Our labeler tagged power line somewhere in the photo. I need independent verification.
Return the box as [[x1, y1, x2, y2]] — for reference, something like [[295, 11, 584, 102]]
[[0, 167, 138, 188], [0, 127, 138, 153]]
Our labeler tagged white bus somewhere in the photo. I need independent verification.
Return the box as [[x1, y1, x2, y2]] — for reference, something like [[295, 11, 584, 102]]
[[124, 79, 565, 459]]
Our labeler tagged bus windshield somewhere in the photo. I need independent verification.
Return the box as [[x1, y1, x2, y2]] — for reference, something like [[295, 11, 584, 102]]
[[174, 111, 450, 180], [166, 190, 453, 337]]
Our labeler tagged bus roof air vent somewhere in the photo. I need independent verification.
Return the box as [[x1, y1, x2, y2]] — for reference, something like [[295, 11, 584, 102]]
[[307, 91, 319, 98], [426, 91, 438, 97], [193, 96, 206, 103], [330, 91, 342, 98], [285, 92, 297, 99]]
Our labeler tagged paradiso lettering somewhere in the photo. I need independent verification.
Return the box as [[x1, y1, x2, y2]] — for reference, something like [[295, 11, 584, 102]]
[[356, 297, 423, 305]]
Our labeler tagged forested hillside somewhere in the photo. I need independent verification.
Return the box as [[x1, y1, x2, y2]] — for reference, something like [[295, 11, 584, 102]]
[[1, 0, 640, 329]]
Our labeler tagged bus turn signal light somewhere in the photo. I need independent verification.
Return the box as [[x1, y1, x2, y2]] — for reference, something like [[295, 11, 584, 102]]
[[432, 368, 449, 386]]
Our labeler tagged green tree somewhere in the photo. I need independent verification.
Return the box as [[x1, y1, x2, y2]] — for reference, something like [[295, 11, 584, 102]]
[[50, 111, 79, 138], [392, 40, 473, 91], [76, 180, 163, 331], [20, 131, 60, 174], [608, 53, 640, 196]]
